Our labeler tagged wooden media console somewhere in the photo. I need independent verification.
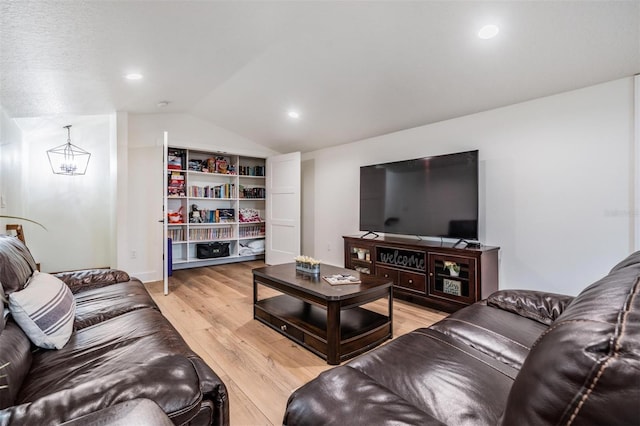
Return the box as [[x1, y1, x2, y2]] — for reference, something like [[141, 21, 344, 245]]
[[344, 235, 499, 312]]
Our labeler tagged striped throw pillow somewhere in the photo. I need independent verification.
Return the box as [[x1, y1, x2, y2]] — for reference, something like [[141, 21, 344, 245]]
[[9, 271, 76, 349]]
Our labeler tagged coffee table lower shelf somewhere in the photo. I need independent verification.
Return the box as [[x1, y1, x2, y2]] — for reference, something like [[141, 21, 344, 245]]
[[255, 294, 391, 364]]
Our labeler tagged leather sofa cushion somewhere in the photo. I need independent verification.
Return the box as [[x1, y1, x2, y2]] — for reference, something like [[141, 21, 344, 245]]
[[73, 280, 158, 330], [430, 302, 548, 370], [0, 235, 37, 296], [7, 309, 208, 425], [54, 269, 131, 294], [285, 365, 446, 426], [0, 320, 32, 409], [486, 289, 574, 325], [286, 328, 518, 425], [502, 254, 640, 425]]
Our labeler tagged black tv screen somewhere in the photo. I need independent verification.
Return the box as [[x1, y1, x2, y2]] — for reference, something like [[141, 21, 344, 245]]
[[359, 150, 478, 240]]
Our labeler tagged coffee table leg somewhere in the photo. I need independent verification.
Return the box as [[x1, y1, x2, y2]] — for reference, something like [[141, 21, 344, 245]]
[[253, 277, 258, 319], [389, 286, 393, 338], [326, 301, 340, 365]]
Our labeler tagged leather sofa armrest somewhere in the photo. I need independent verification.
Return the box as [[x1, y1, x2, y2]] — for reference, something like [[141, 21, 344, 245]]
[[60, 399, 174, 426], [486, 290, 574, 325], [54, 269, 132, 294], [1, 399, 174, 426]]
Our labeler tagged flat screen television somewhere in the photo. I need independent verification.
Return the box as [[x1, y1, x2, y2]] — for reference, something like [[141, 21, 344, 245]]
[[359, 150, 479, 240]]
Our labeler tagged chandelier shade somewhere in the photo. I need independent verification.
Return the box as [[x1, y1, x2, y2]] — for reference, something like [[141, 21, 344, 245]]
[[47, 125, 91, 176]]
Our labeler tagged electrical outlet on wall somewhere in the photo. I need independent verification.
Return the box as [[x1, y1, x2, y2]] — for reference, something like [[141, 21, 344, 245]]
[[131, 250, 137, 259]]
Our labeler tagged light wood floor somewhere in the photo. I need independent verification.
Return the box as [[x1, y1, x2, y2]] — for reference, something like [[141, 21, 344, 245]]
[[145, 261, 446, 426]]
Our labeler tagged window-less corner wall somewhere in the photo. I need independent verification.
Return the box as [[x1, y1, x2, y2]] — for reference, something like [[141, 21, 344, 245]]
[[302, 77, 636, 297], [5, 115, 114, 273]]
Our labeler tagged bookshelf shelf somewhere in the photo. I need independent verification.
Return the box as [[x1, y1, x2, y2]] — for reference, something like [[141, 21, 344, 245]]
[[166, 147, 266, 270]]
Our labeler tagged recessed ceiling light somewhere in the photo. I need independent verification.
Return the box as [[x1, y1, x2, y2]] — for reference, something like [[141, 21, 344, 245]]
[[288, 110, 300, 119], [125, 73, 143, 80], [478, 25, 499, 39]]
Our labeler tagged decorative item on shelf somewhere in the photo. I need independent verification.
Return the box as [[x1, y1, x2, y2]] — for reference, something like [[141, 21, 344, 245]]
[[215, 156, 228, 174], [443, 278, 462, 296], [189, 204, 203, 223], [239, 208, 262, 223], [356, 248, 366, 260], [167, 207, 183, 223], [443, 261, 460, 277], [47, 125, 91, 176], [295, 255, 321, 275], [188, 159, 203, 171]]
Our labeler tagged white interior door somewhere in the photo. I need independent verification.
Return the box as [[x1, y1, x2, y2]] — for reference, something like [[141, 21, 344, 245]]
[[266, 152, 301, 265], [162, 131, 169, 295]]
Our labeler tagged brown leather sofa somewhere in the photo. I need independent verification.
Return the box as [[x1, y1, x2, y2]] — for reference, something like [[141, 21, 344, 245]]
[[284, 251, 640, 425], [0, 235, 229, 425]]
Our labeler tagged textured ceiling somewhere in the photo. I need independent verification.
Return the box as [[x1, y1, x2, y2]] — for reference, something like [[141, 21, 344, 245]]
[[1, 1, 639, 153]]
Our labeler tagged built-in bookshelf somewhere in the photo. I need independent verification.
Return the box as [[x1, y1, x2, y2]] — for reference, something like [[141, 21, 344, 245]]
[[166, 147, 266, 269]]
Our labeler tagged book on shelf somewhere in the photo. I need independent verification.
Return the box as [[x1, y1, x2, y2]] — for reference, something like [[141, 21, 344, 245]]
[[238, 223, 265, 238], [167, 228, 185, 241], [188, 226, 233, 240], [167, 172, 186, 196], [187, 183, 235, 199], [216, 209, 235, 223], [167, 149, 186, 170], [186, 207, 236, 224], [239, 185, 265, 199], [239, 165, 265, 176], [323, 274, 361, 285]]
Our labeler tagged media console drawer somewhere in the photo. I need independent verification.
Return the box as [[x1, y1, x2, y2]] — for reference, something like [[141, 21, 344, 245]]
[[398, 270, 426, 293], [376, 265, 398, 282], [375, 265, 426, 294]]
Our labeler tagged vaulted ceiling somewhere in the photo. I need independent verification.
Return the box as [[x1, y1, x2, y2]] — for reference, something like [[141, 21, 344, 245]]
[[1, 1, 638, 153]]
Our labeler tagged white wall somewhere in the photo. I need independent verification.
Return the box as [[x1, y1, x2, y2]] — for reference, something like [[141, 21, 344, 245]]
[[7, 115, 113, 272], [122, 113, 279, 281], [303, 78, 636, 296], [0, 108, 27, 231]]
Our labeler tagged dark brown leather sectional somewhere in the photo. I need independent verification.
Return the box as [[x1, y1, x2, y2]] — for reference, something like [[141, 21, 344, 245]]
[[0, 235, 229, 425], [284, 251, 640, 425]]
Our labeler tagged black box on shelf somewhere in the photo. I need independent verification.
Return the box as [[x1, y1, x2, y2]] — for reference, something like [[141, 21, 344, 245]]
[[196, 242, 230, 259]]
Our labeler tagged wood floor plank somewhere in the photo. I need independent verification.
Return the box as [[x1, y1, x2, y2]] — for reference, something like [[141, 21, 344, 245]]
[[146, 261, 446, 425], [226, 378, 272, 426]]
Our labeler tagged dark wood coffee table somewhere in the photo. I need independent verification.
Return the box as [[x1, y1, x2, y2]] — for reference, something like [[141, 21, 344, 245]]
[[253, 263, 393, 365]]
